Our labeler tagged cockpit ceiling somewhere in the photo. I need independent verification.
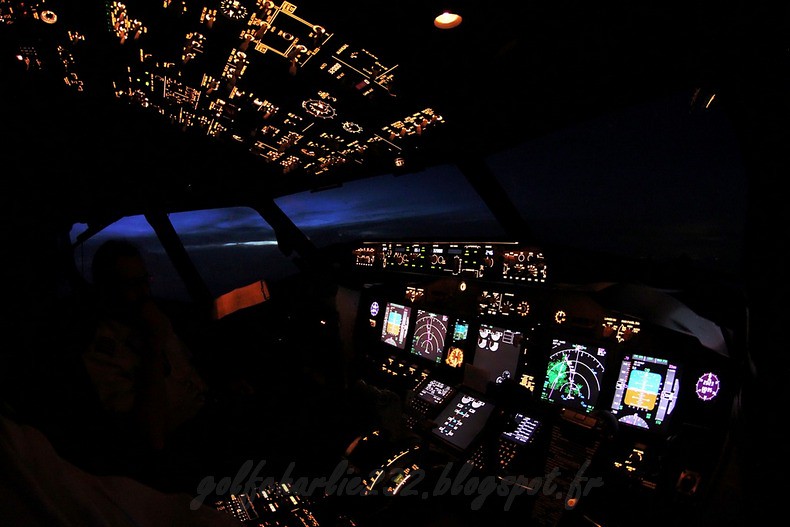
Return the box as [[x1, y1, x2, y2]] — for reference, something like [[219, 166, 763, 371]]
[[2, 0, 758, 218]]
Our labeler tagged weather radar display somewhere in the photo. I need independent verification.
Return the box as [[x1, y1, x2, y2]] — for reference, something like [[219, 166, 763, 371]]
[[540, 339, 607, 413]]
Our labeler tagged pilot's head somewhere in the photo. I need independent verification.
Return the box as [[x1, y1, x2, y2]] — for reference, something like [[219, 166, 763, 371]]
[[91, 239, 152, 316]]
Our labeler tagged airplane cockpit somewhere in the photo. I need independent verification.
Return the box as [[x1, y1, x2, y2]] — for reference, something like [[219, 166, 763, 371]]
[[1, 1, 785, 526], [305, 240, 747, 527]]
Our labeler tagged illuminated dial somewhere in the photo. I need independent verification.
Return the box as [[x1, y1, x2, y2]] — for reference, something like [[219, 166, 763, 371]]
[[554, 310, 567, 324], [40, 10, 58, 24], [220, 0, 248, 20], [517, 300, 530, 316], [302, 99, 337, 119], [370, 301, 380, 317], [695, 372, 721, 401], [445, 347, 464, 368], [461, 395, 485, 409], [342, 121, 363, 133]]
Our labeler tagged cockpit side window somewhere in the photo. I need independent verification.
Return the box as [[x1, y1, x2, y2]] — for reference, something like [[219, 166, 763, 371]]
[[71, 216, 190, 301], [72, 207, 297, 302]]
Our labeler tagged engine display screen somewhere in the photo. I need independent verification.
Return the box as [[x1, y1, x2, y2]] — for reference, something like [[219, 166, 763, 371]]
[[410, 309, 450, 363], [433, 392, 495, 451], [609, 354, 680, 431], [380, 302, 411, 349], [472, 324, 523, 384], [540, 338, 608, 413]]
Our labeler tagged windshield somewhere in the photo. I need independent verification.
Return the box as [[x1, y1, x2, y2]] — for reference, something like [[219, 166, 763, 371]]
[[488, 92, 747, 276], [276, 93, 746, 278], [275, 165, 509, 247], [168, 207, 298, 296]]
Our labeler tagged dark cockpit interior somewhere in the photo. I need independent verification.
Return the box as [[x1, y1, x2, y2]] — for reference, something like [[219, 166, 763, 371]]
[[1, 1, 787, 526]]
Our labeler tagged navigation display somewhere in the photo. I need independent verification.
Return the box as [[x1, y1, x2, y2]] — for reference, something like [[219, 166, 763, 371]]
[[540, 338, 608, 413], [380, 302, 411, 349], [410, 309, 450, 363]]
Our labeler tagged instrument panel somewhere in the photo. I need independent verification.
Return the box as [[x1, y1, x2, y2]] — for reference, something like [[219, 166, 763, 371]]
[[353, 242, 548, 282], [209, 241, 742, 527], [357, 275, 733, 432], [345, 240, 740, 526]]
